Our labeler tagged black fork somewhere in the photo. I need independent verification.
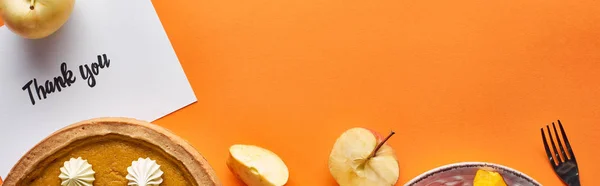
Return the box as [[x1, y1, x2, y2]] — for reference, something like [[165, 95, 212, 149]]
[[541, 120, 581, 186]]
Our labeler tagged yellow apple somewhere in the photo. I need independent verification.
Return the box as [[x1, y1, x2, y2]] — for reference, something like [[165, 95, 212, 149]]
[[328, 127, 399, 186], [0, 0, 75, 39], [226, 144, 289, 186]]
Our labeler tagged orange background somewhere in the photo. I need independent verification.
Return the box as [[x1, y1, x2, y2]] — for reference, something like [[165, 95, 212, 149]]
[[2, 0, 600, 185]]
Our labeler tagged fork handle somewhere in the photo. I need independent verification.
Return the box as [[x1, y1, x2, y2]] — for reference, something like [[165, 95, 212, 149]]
[[568, 178, 581, 186]]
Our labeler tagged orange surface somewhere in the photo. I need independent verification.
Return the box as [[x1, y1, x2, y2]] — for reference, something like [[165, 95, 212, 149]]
[[3, 0, 600, 185], [149, 0, 600, 185]]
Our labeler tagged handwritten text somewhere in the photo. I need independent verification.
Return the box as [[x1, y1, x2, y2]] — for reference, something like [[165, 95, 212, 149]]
[[22, 54, 111, 105]]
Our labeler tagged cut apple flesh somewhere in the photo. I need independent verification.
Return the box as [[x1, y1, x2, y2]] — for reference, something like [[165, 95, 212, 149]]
[[227, 144, 289, 186], [329, 127, 399, 186]]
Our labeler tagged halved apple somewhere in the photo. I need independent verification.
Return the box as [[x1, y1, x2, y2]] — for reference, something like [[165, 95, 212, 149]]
[[328, 127, 400, 186], [226, 144, 289, 186]]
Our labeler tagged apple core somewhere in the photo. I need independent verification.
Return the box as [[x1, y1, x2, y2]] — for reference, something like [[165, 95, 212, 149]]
[[328, 128, 400, 186]]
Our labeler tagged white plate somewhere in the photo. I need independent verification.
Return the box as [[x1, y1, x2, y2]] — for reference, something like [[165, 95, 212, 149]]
[[404, 162, 542, 186]]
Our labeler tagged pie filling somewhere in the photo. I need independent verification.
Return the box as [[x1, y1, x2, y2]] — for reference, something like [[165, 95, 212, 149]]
[[20, 134, 196, 186]]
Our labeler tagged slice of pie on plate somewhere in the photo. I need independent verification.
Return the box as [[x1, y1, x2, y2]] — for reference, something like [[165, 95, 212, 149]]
[[3, 117, 222, 186]]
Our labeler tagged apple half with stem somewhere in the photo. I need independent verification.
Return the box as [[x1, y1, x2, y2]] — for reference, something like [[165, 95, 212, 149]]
[[329, 128, 400, 186], [0, 0, 75, 39], [227, 144, 290, 186]]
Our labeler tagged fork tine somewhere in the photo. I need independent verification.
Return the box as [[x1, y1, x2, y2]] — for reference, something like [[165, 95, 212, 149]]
[[552, 122, 568, 161], [546, 125, 562, 163], [558, 120, 575, 160], [541, 127, 557, 168]]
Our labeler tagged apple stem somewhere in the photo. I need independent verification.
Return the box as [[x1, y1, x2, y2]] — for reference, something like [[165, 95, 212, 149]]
[[30, 0, 35, 10], [366, 131, 395, 160]]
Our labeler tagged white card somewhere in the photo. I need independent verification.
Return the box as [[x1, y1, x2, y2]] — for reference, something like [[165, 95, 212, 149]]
[[0, 0, 197, 177]]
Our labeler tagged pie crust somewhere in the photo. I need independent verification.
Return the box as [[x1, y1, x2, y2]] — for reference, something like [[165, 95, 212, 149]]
[[3, 117, 222, 186]]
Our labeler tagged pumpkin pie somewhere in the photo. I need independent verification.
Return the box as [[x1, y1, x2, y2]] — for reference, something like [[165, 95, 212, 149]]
[[2, 117, 222, 186]]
